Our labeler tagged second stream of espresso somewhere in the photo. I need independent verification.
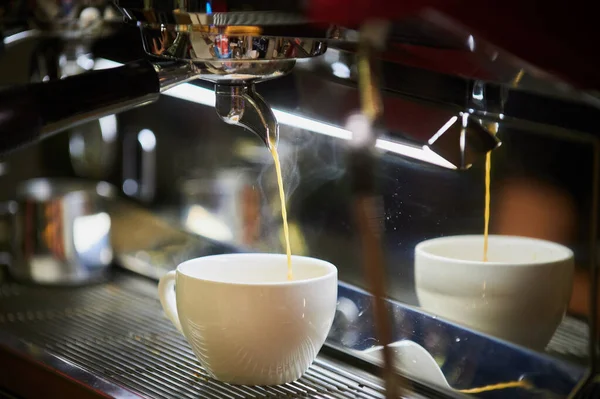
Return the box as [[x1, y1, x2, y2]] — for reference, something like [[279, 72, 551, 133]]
[[483, 151, 491, 262], [270, 145, 293, 280]]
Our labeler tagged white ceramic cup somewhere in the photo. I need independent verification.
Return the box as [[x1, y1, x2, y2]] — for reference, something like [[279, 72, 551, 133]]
[[415, 235, 574, 350], [158, 253, 338, 385]]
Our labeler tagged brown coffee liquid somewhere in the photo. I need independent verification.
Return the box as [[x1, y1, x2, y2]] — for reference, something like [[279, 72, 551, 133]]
[[270, 145, 293, 280], [471, 124, 536, 393], [459, 380, 532, 394], [483, 72, 523, 262], [483, 151, 491, 262]]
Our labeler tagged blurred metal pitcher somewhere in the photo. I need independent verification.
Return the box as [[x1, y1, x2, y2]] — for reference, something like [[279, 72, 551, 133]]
[[0, 178, 116, 285]]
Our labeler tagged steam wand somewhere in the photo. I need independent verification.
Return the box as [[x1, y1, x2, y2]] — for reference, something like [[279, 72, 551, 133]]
[[347, 21, 408, 399]]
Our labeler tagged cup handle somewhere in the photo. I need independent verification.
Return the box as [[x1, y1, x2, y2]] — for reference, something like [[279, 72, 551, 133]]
[[158, 271, 183, 333]]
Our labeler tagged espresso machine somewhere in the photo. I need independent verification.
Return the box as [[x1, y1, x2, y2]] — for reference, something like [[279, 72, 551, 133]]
[[0, 1, 599, 398]]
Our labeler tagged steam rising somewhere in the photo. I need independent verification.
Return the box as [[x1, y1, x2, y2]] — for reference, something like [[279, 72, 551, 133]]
[[256, 125, 346, 249], [259, 125, 345, 207]]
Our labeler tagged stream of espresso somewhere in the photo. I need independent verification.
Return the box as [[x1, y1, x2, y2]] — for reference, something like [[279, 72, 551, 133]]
[[483, 151, 491, 262], [270, 145, 293, 280], [483, 71, 523, 262]]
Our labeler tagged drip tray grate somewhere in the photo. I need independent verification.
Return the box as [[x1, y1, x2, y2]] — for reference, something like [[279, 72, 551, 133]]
[[547, 316, 589, 363], [0, 271, 388, 399]]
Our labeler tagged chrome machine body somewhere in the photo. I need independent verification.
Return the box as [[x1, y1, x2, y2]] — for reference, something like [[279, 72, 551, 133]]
[[0, 1, 599, 399]]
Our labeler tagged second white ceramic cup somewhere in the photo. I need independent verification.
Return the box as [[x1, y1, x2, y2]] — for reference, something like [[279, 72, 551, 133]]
[[158, 253, 338, 385], [415, 235, 574, 350]]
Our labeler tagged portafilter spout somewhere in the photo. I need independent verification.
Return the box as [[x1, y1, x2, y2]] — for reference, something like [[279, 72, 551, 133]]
[[215, 84, 279, 149]]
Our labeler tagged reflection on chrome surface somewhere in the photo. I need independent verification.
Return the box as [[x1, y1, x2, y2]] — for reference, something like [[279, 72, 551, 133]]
[[1, 179, 115, 286], [329, 283, 584, 397]]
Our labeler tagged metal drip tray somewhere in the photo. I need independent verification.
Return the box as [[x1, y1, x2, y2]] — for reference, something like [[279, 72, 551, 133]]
[[0, 270, 395, 399]]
